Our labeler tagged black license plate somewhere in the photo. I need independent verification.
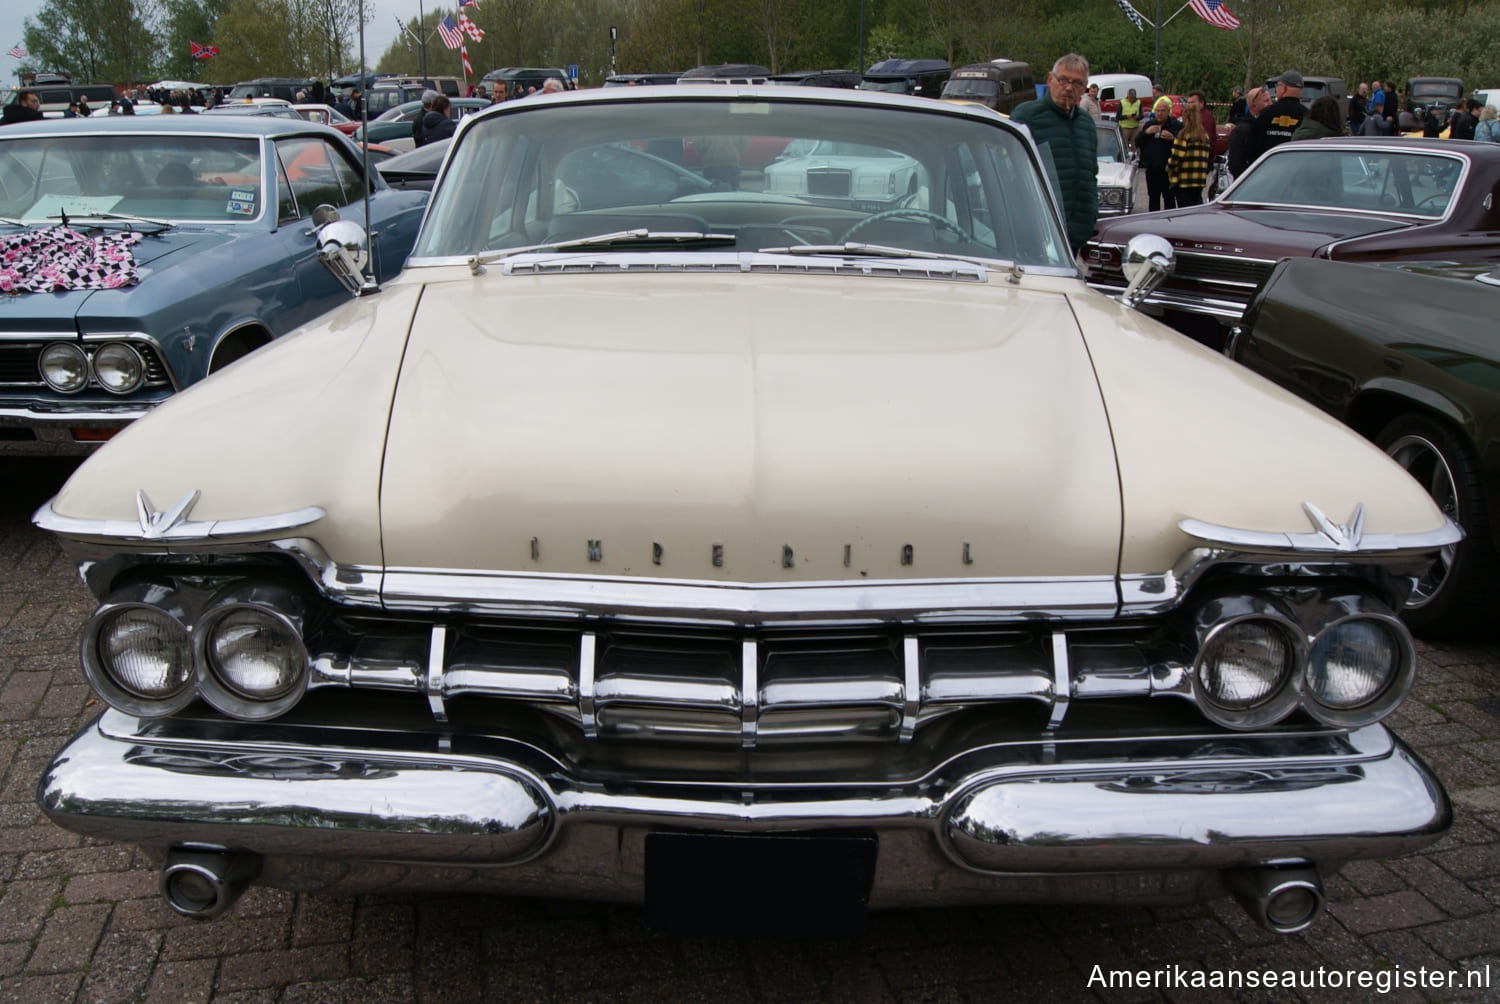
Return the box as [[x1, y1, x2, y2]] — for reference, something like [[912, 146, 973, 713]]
[[644, 832, 877, 937]]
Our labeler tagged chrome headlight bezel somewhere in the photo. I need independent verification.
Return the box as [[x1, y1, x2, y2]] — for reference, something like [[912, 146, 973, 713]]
[[1301, 602, 1414, 727], [1190, 594, 1304, 729], [194, 584, 311, 721], [81, 585, 197, 718], [39, 342, 90, 394]]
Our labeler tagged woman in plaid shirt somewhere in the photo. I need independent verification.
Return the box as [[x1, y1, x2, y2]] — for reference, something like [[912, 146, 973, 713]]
[[1167, 93, 1214, 207]]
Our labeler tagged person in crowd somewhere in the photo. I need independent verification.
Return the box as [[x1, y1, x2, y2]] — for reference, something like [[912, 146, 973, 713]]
[[109, 83, 135, 115], [76, 94, 91, 117], [1228, 86, 1246, 123], [1011, 53, 1098, 251], [1291, 96, 1343, 140], [1, 90, 43, 126], [1250, 70, 1305, 160], [413, 90, 438, 146], [418, 93, 456, 146], [1421, 104, 1444, 137], [178, 92, 195, 114], [1475, 104, 1500, 142], [1189, 89, 1216, 146], [1227, 86, 1270, 179], [1136, 95, 1181, 212], [542, 78, 565, 94], [1348, 82, 1368, 135], [1081, 83, 1102, 120], [1167, 95, 1213, 207], [1399, 104, 1422, 133], [1117, 88, 1142, 149], [1450, 99, 1479, 141], [1361, 92, 1392, 135]]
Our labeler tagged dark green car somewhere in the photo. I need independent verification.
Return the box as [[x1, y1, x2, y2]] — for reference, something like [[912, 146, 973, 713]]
[[356, 97, 491, 147], [1231, 256, 1500, 636]]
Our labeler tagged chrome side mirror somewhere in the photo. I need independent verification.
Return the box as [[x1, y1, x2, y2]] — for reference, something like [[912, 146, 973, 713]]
[[1120, 233, 1173, 309], [313, 206, 377, 297]]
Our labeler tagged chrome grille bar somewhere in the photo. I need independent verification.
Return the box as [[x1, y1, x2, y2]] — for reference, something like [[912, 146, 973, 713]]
[[310, 619, 1192, 747]]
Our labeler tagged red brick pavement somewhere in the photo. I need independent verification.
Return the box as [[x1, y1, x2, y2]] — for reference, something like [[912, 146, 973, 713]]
[[3, 458, 1498, 1002]]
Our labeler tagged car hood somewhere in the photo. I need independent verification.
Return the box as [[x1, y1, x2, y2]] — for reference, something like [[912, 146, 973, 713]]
[[46, 268, 1448, 591], [378, 270, 1124, 580], [3, 227, 239, 323], [1093, 204, 1411, 257]]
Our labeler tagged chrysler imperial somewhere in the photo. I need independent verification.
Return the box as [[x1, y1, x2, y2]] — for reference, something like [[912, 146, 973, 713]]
[[36, 87, 1456, 935]]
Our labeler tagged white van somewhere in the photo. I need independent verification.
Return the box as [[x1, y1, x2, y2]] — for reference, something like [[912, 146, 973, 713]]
[[1089, 73, 1153, 120]]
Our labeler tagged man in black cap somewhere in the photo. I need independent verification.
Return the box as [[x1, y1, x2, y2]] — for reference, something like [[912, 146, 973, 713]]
[[1250, 70, 1306, 162]]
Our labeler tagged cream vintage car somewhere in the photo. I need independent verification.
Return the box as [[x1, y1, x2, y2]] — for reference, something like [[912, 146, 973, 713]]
[[36, 86, 1457, 936]]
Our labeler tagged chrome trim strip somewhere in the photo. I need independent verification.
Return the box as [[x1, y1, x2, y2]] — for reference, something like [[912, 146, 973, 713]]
[[900, 635, 920, 743], [578, 632, 597, 738], [1179, 505, 1462, 556], [409, 250, 1079, 280], [0, 405, 154, 421], [34, 499, 326, 544], [1084, 282, 1251, 319], [1048, 630, 1070, 730], [740, 639, 758, 749], [426, 625, 448, 723], [379, 568, 1121, 624]]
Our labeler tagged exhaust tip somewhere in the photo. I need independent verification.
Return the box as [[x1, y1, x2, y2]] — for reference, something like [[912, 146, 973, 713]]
[[1227, 865, 1324, 934], [160, 847, 261, 919]]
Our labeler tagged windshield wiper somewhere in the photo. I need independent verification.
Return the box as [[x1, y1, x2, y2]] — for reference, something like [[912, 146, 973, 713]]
[[757, 241, 1022, 277], [470, 229, 737, 273], [47, 211, 175, 233]]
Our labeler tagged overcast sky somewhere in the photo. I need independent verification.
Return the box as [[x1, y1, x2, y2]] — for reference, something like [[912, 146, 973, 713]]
[[8, 0, 406, 88]]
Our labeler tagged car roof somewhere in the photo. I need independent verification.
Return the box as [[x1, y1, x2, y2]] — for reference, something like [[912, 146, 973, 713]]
[[0, 114, 335, 139], [1265, 135, 1500, 159]]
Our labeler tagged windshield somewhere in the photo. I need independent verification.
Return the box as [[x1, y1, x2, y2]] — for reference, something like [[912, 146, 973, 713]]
[[415, 96, 1071, 267], [1227, 148, 1462, 218], [942, 79, 999, 100], [0, 133, 265, 223], [1095, 126, 1123, 162]]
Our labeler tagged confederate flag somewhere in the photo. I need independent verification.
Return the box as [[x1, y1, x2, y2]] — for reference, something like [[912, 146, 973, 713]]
[[190, 41, 220, 59]]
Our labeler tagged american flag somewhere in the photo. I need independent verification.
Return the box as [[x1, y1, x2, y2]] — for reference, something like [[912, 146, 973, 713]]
[[1114, 0, 1146, 31], [458, 11, 484, 41], [461, 42, 473, 78], [6, 43, 26, 59], [1188, 0, 1240, 29], [436, 14, 463, 49], [459, 0, 479, 8]]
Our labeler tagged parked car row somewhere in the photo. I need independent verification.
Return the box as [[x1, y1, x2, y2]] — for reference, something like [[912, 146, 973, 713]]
[[25, 85, 1460, 939]]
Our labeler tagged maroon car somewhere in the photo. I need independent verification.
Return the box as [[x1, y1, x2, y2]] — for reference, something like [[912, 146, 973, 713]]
[[1082, 138, 1500, 347]]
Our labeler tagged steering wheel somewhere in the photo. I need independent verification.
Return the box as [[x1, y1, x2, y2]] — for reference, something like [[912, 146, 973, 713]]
[[841, 208, 973, 244], [1413, 192, 1450, 212]]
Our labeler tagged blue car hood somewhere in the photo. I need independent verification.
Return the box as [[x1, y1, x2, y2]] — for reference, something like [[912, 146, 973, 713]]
[[6, 228, 238, 325]]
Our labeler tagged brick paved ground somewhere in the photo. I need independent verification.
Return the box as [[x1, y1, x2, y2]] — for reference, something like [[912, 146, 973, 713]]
[[3, 457, 1499, 1003]]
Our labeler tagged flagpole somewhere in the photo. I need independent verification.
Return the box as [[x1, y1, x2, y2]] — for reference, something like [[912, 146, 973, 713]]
[[418, 0, 428, 80], [1155, 0, 1161, 85]]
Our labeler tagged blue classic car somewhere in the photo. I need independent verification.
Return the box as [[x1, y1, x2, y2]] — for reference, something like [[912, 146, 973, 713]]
[[0, 115, 428, 454]]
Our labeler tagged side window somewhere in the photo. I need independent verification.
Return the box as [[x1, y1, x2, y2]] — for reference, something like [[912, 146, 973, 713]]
[[275, 154, 298, 223], [275, 137, 365, 218]]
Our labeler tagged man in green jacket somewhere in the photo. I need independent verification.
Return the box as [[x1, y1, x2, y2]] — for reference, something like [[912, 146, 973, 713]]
[[1011, 54, 1098, 254]]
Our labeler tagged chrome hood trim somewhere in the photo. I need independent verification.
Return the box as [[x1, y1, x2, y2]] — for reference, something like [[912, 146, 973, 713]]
[[34, 498, 326, 545], [1181, 502, 1464, 556]]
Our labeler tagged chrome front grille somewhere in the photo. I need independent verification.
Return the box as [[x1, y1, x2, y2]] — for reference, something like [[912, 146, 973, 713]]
[[807, 168, 853, 198], [1170, 253, 1276, 289], [0, 340, 171, 390], [309, 617, 1191, 746]]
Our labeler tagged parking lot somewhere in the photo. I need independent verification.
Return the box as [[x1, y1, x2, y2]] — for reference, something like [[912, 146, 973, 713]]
[[2, 456, 1499, 1002]]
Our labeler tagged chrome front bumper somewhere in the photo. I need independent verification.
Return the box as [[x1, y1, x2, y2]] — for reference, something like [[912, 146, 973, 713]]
[[39, 711, 1450, 909]]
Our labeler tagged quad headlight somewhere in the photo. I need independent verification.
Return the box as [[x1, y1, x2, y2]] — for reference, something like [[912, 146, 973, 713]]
[[1192, 597, 1303, 729], [1190, 590, 1415, 730], [194, 584, 311, 720], [1098, 187, 1125, 207], [92, 342, 146, 394], [1302, 602, 1413, 727], [81, 585, 197, 717], [82, 580, 312, 721], [39, 343, 89, 393]]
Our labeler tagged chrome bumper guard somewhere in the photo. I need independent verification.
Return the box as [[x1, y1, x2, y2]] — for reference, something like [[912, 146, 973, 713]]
[[39, 711, 1450, 908]]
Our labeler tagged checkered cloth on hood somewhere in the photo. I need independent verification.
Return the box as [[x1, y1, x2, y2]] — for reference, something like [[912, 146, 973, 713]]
[[0, 226, 144, 295]]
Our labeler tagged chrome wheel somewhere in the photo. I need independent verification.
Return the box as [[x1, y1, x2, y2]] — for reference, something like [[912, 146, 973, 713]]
[[1384, 433, 1457, 609]]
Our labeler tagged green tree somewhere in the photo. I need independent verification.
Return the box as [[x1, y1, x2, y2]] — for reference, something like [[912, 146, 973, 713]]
[[156, 0, 230, 82], [21, 0, 158, 83]]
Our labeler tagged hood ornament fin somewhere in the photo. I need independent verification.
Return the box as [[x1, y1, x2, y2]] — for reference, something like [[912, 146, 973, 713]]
[[1302, 502, 1365, 552], [136, 490, 200, 539]]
